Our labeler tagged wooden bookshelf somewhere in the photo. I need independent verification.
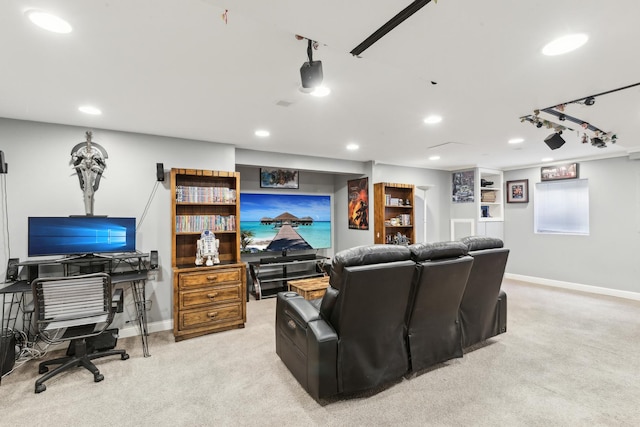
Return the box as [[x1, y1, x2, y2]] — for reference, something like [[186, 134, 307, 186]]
[[170, 168, 245, 341], [373, 182, 415, 245]]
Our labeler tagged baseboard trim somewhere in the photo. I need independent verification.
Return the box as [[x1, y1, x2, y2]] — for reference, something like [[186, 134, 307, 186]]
[[504, 273, 640, 301], [118, 319, 173, 339]]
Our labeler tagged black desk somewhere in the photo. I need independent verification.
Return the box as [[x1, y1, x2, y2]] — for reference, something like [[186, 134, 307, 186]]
[[11, 253, 153, 359]]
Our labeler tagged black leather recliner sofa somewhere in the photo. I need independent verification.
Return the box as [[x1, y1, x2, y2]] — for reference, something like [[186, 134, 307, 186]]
[[459, 236, 509, 349], [275, 238, 508, 400]]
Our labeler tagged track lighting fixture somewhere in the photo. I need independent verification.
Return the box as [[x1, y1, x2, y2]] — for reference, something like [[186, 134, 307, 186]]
[[520, 82, 640, 150]]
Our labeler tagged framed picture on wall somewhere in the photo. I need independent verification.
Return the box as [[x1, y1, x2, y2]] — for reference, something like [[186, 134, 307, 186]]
[[260, 168, 299, 189], [540, 162, 579, 181], [347, 177, 369, 230], [506, 179, 529, 203], [452, 170, 475, 203]]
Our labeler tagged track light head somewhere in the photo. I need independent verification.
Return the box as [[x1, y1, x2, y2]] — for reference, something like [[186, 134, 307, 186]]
[[536, 121, 543, 128], [544, 132, 566, 150], [584, 96, 595, 106], [591, 137, 605, 148], [558, 114, 566, 121]]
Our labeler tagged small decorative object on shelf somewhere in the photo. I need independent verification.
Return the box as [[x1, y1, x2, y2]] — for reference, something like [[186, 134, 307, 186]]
[[195, 230, 220, 266], [391, 232, 410, 245]]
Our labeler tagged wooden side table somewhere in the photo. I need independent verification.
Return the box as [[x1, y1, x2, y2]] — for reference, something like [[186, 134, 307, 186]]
[[287, 276, 330, 301]]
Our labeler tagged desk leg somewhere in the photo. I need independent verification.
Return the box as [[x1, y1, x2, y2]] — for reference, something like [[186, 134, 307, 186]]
[[1, 292, 24, 383], [130, 280, 150, 357], [1, 294, 6, 384]]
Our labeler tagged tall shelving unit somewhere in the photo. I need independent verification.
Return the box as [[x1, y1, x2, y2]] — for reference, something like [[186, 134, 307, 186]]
[[171, 168, 246, 342], [374, 182, 415, 245], [478, 168, 504, 222]]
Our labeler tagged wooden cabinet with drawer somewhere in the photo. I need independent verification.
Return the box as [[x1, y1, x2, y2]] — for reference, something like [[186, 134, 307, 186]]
[[173, 264, 246, 341]]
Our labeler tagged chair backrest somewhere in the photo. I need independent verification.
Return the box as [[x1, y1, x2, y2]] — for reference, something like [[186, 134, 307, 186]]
[[322, 244, 416, 394], [32, 273, 113, 343], [407, 241, 473, 371], [459, 236, 509, 348]]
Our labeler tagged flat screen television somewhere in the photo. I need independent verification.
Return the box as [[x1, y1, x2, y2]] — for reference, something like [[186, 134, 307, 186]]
[[28, 216, 136, 257], [240, 193, 331, 255]]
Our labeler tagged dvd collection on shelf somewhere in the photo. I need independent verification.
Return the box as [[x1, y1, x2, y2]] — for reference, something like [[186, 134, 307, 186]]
[[175, 215, 237, 233], [175, 185, 237, 204]]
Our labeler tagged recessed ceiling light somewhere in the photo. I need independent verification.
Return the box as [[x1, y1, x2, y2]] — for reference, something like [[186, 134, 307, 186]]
[[508, 138, 524, 144], [346, 143, 359, 151], [26, 10, 72, 34], [542, 33, 588, 56], [428, 155, 440, 161], [78, 105, 102, 115], [254, 130, 270, 137], [423, 115, 443, 124], [310, 86, 331, 97], [541, 157, 554, 162]]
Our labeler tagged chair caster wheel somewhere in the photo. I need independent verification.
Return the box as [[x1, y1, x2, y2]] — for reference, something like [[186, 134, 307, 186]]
[[94, 373, 104, 382], [122, 353, 130, 360], [35, 384, 46, 393], [39, 366, 49, 374]]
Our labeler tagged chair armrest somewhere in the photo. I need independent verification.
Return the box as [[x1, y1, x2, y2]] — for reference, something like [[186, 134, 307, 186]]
[[307, 319, 338, 399], [279, 292, 322, 325]]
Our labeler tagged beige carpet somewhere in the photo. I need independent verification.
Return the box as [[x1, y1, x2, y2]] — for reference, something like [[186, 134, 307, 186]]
[[1, 279, 639, 426]]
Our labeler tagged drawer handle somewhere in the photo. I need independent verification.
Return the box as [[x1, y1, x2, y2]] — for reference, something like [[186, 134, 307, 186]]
[[208, 311, 218, 319], [207, 292, 219, 299], [206, 275, 218, 282]]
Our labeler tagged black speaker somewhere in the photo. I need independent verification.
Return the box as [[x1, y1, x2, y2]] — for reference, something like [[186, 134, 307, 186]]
[[156, 163, 164, 181], [544, 133, 566, 150], [300, 61, 323, 88], [1, 331, 16, 375], [6, 258, 19, 281], [150, 250, 158, 269], [0, 150, 7, 174]]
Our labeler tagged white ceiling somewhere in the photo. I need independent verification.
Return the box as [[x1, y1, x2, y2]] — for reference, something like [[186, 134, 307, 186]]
[[2, 0, 640, 171]]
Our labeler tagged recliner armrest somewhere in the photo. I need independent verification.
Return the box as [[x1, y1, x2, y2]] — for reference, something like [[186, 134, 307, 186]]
[[280, 292, 323, 325], [307, 319, 338, 399]]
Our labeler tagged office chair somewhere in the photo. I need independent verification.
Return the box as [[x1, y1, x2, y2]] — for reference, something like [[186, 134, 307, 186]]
[[32, 273, 129, 393]]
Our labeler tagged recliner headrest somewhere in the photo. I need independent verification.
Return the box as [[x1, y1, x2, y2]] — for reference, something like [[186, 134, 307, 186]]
[[460, 235, 504, 251], [409, 241, 468, 262], [332, 244, 411, 271]]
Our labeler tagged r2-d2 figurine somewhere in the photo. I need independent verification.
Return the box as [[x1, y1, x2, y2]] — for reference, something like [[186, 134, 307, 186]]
[[195, 230, 220, 266]]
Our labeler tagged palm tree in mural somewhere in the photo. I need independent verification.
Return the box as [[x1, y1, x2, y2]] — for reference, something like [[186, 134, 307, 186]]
[[240, 229, 255, 253]]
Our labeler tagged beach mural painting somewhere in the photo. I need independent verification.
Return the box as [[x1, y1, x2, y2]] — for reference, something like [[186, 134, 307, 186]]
[[348, 177, 369, 230], [260, 168, 299, 189], [240, 193, 331, 254]]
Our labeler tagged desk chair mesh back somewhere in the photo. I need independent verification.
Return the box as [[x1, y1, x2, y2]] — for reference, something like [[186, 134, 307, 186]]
[[32, 273, 129, 393]]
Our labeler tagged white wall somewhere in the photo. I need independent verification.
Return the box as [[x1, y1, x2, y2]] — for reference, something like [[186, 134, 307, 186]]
[[504, 156, 640, 294], [0, 118, 236, 331]]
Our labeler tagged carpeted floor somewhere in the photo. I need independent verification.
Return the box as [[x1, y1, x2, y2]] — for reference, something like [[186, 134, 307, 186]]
[[1, 279, 639, 426]]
